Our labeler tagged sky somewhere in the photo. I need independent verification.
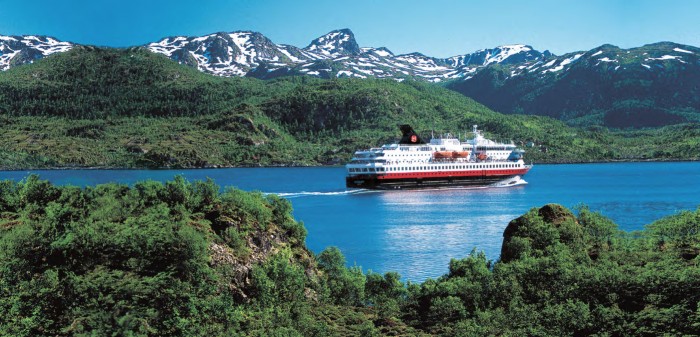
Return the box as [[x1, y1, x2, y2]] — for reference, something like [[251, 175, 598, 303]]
[[1, 0, 699, 57]]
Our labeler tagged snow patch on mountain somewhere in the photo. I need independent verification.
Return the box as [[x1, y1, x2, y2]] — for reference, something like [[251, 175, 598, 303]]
[[0, 34, 73, 70], [277, 46, 301, 62], [673, 47, 693, 54], [646, 55, 682, 61], [598, 57, 617, 62], [542, 53, 583, 73], [486, 44, 531, 64]]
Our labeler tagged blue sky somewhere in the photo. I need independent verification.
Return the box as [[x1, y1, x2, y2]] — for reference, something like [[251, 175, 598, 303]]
[[1, 0, 698, 57]]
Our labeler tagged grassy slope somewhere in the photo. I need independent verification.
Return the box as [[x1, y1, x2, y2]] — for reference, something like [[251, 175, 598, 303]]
[[0, 47, 699, 169]]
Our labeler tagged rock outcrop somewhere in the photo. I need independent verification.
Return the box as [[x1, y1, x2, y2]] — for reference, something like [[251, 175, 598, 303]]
[[501, 204, 583, 262]]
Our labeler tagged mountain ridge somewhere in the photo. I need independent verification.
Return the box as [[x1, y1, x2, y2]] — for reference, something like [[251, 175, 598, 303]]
[[2, 29, 700, 127], [447, 41, 700, 128], [0, 29, 552, 82], [2, 29, 695, 85]]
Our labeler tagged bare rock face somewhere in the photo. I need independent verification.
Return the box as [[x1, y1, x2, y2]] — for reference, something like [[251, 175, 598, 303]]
[[500, 204, 581, 262], [206, 210, 317, 303], [208, 234, 284, 302]]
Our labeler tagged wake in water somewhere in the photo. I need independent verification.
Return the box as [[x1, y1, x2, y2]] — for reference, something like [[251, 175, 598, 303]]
[[491, 176, 528, 188], [267, 177, 526, 198], [267, 189, 375, 198]]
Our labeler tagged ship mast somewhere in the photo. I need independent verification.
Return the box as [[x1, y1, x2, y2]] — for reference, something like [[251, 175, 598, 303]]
[[472, 125, 479, 160]]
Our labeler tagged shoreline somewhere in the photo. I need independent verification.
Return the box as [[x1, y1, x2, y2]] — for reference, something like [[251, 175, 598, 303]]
[[0, 157, 698, 171]]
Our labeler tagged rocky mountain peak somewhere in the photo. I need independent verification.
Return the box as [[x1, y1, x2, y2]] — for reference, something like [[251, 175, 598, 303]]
[[0, 34, 73, 70], [304, 28, 361, 57]]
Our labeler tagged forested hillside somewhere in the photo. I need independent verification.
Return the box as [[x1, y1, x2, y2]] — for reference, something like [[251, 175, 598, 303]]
[[1, 47, 699, 169], [447, 42, 700, 128], [1, 177, 699, 336], [4, 32, 700, 131]]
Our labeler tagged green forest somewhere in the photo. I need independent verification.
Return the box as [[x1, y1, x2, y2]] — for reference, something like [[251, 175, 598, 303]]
[[1, 176, 698, 336], [1, 47, 699, 169]]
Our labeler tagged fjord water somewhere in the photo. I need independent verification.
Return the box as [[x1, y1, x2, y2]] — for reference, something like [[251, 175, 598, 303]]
[[2, 162, 699, 281]]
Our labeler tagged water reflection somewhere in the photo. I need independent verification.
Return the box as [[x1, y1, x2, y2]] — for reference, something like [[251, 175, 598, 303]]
[[374, 188, 527, 280]]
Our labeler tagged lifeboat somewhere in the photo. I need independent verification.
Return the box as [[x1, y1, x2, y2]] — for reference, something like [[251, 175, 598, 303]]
[[477, 153, 488, 161], [433, 151, 454, 159], [453, 151, 470, 158]]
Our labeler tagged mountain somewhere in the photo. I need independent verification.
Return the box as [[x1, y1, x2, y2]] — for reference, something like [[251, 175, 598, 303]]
[[3, 29, 700, 128], [447, 42, 700, 128], [145, 28, 547, 82], [304, 28, 361, 56], [0, 35, 73, 70], [145, 29, 700, 128]]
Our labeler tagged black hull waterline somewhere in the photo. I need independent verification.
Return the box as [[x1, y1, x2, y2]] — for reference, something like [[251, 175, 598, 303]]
[[346, 174, 522, 190]]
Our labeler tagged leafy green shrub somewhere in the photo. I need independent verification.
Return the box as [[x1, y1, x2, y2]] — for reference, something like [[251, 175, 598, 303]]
[[221, 188, 272, 230], [0, 176, 329, 336], [647, 208, 700, 258], [250, 250, 307, 307], [317, 247, 366, 306]]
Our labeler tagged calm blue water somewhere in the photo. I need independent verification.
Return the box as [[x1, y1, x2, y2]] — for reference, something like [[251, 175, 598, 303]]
[[1, 162, 699, 281]]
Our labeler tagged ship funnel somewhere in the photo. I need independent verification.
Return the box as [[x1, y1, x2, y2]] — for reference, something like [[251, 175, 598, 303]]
[[398, 124, 426, 145]]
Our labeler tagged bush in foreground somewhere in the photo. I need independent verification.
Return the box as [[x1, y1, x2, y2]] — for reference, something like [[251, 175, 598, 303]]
[[1, 176, 699, 336]]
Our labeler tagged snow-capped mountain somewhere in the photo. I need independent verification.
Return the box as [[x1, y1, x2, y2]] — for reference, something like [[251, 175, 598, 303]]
[[0, 28, 554, 83], [304, 28, 360, 57], [446, 44, 552, 67], [145, 28, 549, 82], [3, 29, 700, 128], [0, 28, 550, 82], [2, 29, 698, 93], [147, 31, 294, 77], [447, 42, 700, 128], [0, 35, 73, 70]]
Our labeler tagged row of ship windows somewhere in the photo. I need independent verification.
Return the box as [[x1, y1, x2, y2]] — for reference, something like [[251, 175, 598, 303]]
[[386, 153, 431, 157], [352, 156, 511, 164], [398, 147, 432, 151], [349, 163, 520, 173], [394, 147, 515, 151], [385, 152, 511, 157]]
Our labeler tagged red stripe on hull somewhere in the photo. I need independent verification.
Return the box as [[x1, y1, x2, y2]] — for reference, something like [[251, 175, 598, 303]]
[[376, 168, 531, 181]]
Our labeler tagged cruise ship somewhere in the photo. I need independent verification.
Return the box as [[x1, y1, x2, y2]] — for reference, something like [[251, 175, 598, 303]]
[[345, 125, 532, 189]]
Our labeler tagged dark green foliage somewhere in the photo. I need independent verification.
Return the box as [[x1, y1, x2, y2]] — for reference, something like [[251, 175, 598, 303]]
[[402, 205, 700, 336], [647, 209, 700, 259], [251, 251, 307, 307], [317, 246, 366, 306], [0, 46, 255, 118], [1, 47, 699, 169], [266, 194, 307, 244], [2, 175, 700, 336], [500, 204, 585, 262], [0, 175, 386, 336], [0, 176, 215, 336]]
